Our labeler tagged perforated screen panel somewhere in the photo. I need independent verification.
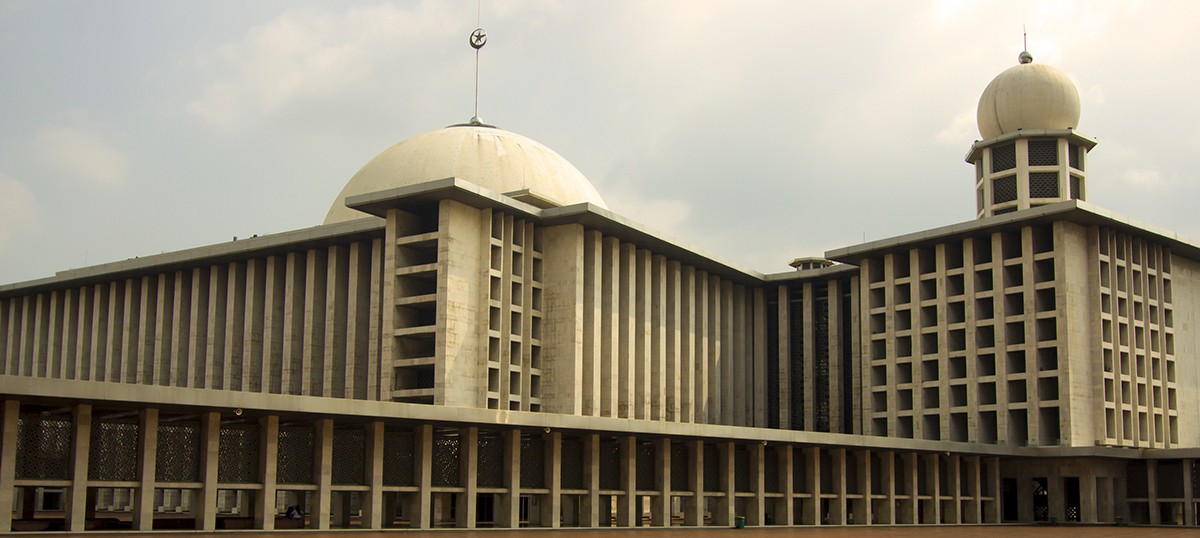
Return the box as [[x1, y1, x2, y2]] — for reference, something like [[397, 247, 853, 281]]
[[1029, 172, 1060, 199], [991, 143, 1016, 172], [520, 434, 545, 489], [277, 424, 314, 484], [383, 428, 415, 487], [218, 422, 260, 483], [670, 442, 689, 491], [993, 176, 1017, 204], [1070, 176, 1082, 200], [156, 420, 201, 482], [332, 427, 365, 485], [1028, 139, 1058, 166], [431, 428, 461, 487], [599, 437, 621, 490], [560, 436, 584, 490], [15, 412, 71, 480], [703, 444, 720, 492], [88, 415, 138, 481], [636, 441, 656, 491]]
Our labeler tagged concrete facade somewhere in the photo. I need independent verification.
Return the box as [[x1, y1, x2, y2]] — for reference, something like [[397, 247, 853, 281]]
[[2, 53, 1200, 531]]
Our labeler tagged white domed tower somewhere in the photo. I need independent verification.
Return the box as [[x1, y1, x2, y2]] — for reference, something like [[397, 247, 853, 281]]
[[968, 51, 1096, 218]]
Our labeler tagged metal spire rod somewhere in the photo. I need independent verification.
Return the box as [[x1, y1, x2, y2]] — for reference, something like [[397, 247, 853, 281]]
[[469, 0, 487, 125]]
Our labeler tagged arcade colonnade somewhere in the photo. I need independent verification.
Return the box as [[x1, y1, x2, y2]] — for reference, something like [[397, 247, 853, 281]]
[[0, 399, 1013, 531]]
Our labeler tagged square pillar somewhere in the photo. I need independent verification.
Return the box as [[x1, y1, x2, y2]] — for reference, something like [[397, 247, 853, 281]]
[[803, 447, 820, 525], [828, 448, 845, 525], [580, 434, 601, 527], [747, 442, 765, 526], [616, 435, 637, 526], [878, 451, 896, 525], [948, 454, 962, 524], [413, 424, 434, 529], [541, 430, 562, 528], [456, 427, 479, 529], [684, 440, 704, 526], [497, 429, 521, 528], [1185, 460, 1196, 526], [195, 411, 220, 531], [778, 445, 795, 526], [987, 457, 1002, 523], [0, 401, 20, 533], [714, 441, 734, 527], [362, 420, 385, 529], [255, 415, 279, 530], [855, 449, 870, 525], [1080, 469, 1099, 523], [652, 437, 670, 526], [132, 408, 159, 530], [922, 453, 940, 524], [312, 418, 333, 529]]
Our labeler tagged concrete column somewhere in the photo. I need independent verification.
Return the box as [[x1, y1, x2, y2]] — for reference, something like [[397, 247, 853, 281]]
[[829, 448, 846, 525], [684, 440, 704, 526], [133, 408, 159, 530], [413, 424, 433, 529], [967, 456, 982, 524], [987, 457, 1002, 523], [616, 435, 637, 526], [1185, 460, 1196, 526], [1048, 476, 1065, 523], [66, 404, 94, 531], [947, 454, 962, 524], [456, 427, 478, 529], [498, 429, 521, 527], [856, 449, 870, 525], [195, 411, 219, 531], [923, 453, 940, 524], [804, 447, 820, 525], [581, 434, 601, 527], [714, 441, 734, 527], [312, 418, 333, 529], [748, 442, 765, 526], [904, 452, 919, 524], [779, 445, 795, 526], [879, 451, 895, 525], [541, 431, 562, 528], [255, 415, 279, 530], [652, 438, 670, 526], [1147, 460, 1160, 525], [0, 401, 19, 533], [1080, 469, 1098, 523], [362, 421, 385, 529]]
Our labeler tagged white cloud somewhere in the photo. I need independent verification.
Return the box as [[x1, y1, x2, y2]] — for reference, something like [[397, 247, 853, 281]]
[[1121, 167, 1167, 188], [0, 173, 38, 250], [602, 188, 692, 238], [937, 108, 979, 145], [35, 123, 129, 187], [186, 4, 458, 131]]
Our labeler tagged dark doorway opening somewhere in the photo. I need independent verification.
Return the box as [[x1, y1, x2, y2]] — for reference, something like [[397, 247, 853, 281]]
[[1033, 477, 1049, 521], [1064, 476, 1081, 522], [1002, 477, 1019, 521]]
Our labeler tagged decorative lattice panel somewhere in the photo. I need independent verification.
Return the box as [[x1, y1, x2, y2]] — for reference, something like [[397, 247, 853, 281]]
[[383, 428, 415, 487], [670, 442, 689, 491], [560, 437, 584, 490], [788, 290, 805, 430], [599, 438, 621, 490], [766, 296, 780, 428], [277, 424, 314, 484], [814, 293, 830, 433], [431, 429, 460, 488], [1069, 142, 1081, 169], [764, 448, 780, 493], [703, 444, 720, 492], [636, 441, 656, 491], [734, 445, 751, 492], [477, 430, 504, 488], [218, 422, 260, 483], [1029, 172, 1060, 199], [871, 454, 884, 495], [520, 434, 545, 489], [1028, 139, 1058, 166], [88, 415, 139, 481], [15, 412, 72, 480], [155, 420, 200, 482], [991, 143, 1016, 172], [332, 427, 365, 485], [1070, 175, 1081, 200], [792, 452, 806, 493], [1157, 460, 1185, 498], [993, 176, 1017, 204]]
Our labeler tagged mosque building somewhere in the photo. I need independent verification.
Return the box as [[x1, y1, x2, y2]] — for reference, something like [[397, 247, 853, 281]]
[[0, 44, 1198, 531]]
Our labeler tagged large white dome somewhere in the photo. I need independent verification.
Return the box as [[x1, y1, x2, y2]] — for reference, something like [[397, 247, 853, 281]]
[[324, 124, 607, 224], [976, 54, 1081, 140]]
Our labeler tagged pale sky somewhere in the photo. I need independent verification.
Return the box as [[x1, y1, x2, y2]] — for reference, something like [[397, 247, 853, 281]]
[[2, 0, 1199, 283]]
